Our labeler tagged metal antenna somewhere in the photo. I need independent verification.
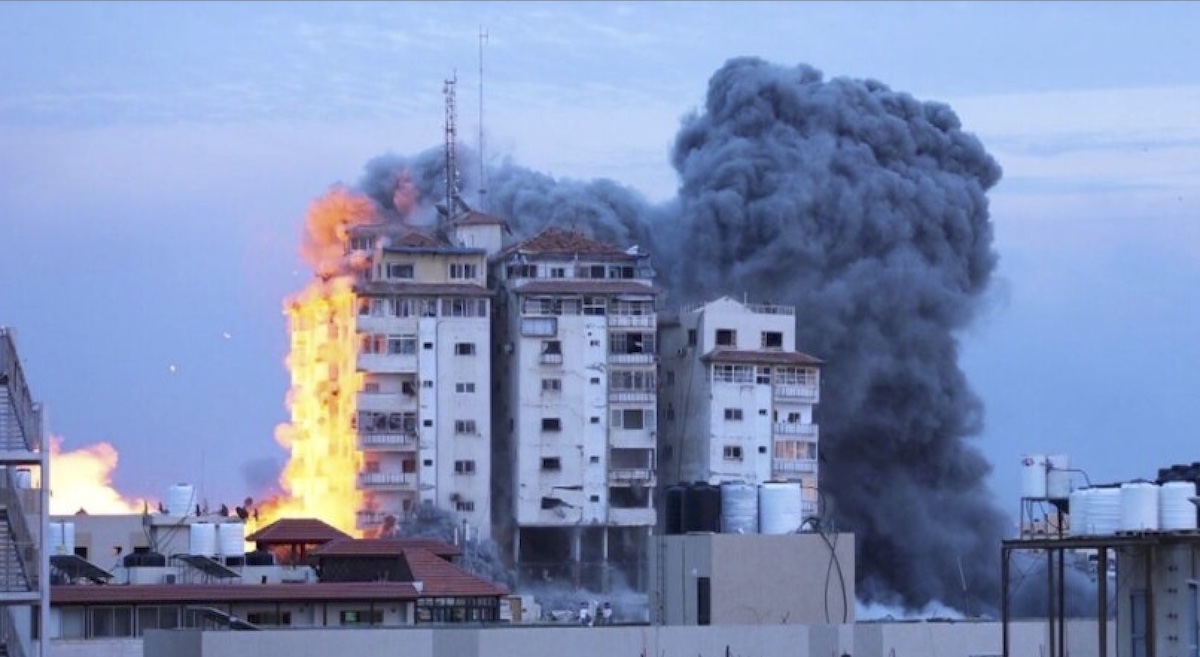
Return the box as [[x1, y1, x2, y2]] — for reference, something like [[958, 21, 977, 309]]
[[443, 70, 460, 219], [478, 27, 488, 211]]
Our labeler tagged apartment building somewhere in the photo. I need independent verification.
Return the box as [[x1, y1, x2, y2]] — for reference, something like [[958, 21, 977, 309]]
[[348, 212, 505, 540], [657, 297, 823, 518], [490, 227, 657, 591]]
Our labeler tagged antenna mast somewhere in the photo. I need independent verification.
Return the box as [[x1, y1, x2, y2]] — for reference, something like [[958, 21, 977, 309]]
[[478, 27, 488, 211], [443, 71, 460, 218]]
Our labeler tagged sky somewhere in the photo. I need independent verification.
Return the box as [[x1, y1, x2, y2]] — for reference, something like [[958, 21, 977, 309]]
[[1, 1, 1198, 524]]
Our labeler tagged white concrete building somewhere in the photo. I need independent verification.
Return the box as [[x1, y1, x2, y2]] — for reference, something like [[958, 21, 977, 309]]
[[657, 297, 822, 517], [490, 227, 657, 590], [349, 212, 505, 540]]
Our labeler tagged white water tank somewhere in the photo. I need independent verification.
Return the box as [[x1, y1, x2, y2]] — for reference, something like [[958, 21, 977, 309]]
[[720, 482, 758, 534], [758, 482, 803, 535], [1120, 482, 1159, 532], [1045, 454, 1071, 500], [217, 522, 247, 558], [49, 521, 76, 555], [1069, 487, 1091, 536], [1089, 487, 1122, 535], [1020, 454, 1047, 499], [189, 522, 218, 556], [1159, 481, 1198, 531], [13, 468, 31, 489], [167, 483, 196, 517]]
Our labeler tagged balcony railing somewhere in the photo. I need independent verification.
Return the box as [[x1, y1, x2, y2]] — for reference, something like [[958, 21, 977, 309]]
[[775, 384, 818, 400], [609, 353, 656, 365], [609, 391, 655, 403], [609, 468, 656, 485], [539, 353, 563, 365], [358, 432, 418, 450], [608, 315, 655, 328], [771, 458, 818, 474], [357, 472, 416, 490], [773, 423, 818, 437], [356, 510, 390, 528]]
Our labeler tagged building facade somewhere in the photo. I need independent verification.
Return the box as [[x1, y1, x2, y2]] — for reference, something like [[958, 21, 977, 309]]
[[657, 297, 823, 520], [490, 227, 658, 591], [348, 213, 505, 540]]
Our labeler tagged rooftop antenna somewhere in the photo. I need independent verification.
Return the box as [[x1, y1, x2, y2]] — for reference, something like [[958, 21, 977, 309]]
[[478, 27, 488, 211], [442, 70, 461, 220]]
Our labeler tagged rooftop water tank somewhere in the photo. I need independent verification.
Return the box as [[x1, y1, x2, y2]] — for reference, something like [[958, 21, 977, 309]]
[[681, 482, 721, 533], [1159, 480, 1197, 531], [1089, 486, 1122, 536], [1120, 481, 1159, 532], [720, 482, 758, 534], [189, 522, 218, 557], [1020, 454, 1047, 499], [218, 522, 247, 559], [759, 482, 803, 535], [1068, 487, 1091, 536], [167, 483, 196, 517], [1045, 454, 1071, 500]]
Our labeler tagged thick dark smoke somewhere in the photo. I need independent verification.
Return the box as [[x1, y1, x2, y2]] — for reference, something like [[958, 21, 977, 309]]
[[356, 56, 1008, 615]]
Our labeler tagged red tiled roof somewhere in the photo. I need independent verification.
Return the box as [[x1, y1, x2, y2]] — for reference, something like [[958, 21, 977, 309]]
[[701, 349, 824, 366], [51, 582, 421, 605], [355, 282, 491, 297], [403, 548, 508, 597], [514, 280, 657, 296], [245, 519, 351, 544], [311, 538, 462, 558], [499, 226, 635, 260], [451, 210, 510, 231], [389, 230, 445, 248]]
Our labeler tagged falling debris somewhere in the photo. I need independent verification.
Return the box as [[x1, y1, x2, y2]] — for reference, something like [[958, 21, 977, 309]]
[[222, 331, 233, 340], [168, 364, 178, 374]]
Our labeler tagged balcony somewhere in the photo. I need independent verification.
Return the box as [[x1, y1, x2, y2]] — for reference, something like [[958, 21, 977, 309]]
[[609, 468, 656, 486], [539, 353, 563, 365], [356, 510, 391, 529], [771, 458, 818, 475], [775, 384, 818, 401], [609, 391, 654, 403], [357, 353, 418, 374], [609, 428, 656, 449], [356, 391, 418, 412], [609, 353, 656, 365], [608, 315, 655, 328], [357, 472, 417, 490], [773, 423, 818, 438], [358, 432, 418, 451]]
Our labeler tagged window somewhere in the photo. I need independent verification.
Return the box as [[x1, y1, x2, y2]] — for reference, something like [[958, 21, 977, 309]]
[[423, 419, 433, 427], [590, 377, 600, 384], [362, 382, 380, 394], [541, 340, 562, 355], [712, 364, 754, 383], [423, 342, 433, 350], [542, 378, 562, 392], [454, 460, 476, 475], [449, 263, 478, 279], [387, 335, 417, 355], [774, 367, 818, 386], [611, 408, 652, 429], [521, 317, 557, 337], [723, 445, 744, 460], [716, 329, 736, 346], [245, 611, 291, 626], [350, 236, 375, 251], [390, 298, 415, 317], [455, 500, 475, 512], [610, 331, 656, 355], [422, 380, 434, 388], [687, 329, 697, 346], [550, 267, 566, 278], [756, 367, 772, 384], [90, 606, 134, 637], [582, 296, 607, 315], [609, 369, 656, 391], [455, 382, 476, 393], [542, 418, 562, 432], [541, 457, 562, 471], [340, 610, 383, 626], [386, 263, 415, 279], [724, 408, 743, 421], [455, 342, 476, 355], [1131, 590, 1147, 657], [421, 299, 438, 317], [455, 420, 477, 434], [761, 331, 783, 349], [590, 417, 600, 424]]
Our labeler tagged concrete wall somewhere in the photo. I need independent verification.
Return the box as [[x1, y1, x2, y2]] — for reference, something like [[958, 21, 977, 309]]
[[53, 638, 143, 657], [141, 620, 1113, 657]]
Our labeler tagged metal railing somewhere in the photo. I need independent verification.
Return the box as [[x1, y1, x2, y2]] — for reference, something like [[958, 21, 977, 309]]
[[0, 329, 41, 452], [607, 315, 655, 328], [771, 458, 818, 474], [359, 432, 418, 450], [609, 468, 656, 485], [357, 472, 417, 489], [773, 423, 817, 437], [774, 385, 818, 400]]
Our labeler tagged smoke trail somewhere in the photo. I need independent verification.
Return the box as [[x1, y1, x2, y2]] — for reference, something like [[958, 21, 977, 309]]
[[354, 56, 1007, 614]]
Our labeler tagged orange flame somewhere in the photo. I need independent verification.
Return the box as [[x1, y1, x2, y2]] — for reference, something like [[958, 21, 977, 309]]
[[43, 435, 149, 515], [256, 187, 376, 536]]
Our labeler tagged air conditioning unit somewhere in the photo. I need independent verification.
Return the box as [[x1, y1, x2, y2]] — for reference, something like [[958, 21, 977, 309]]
[[164, 574, 177, 585], [450, 493, 461, 502]]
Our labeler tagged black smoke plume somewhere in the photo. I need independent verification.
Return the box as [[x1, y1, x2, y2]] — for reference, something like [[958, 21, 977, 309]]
[[357, 56, 1007, 614]]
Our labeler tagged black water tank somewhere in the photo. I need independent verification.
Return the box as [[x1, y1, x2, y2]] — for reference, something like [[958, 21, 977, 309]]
[[664, 484, 686, 535], [123, 551, 167, 568], [682, 482, 721, 533]]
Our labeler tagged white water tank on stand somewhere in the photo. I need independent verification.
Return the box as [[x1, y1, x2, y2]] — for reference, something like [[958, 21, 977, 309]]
[[1069, 487, 1092, 536], [1089, 487, 1122, 535], [1020, 454, 1047, 498], [1045, 454, 1071, 500], [1159, 481, 1198, 531], [759, 482, 803, 535], [720, 482, 758, 534], [167, 483, 196, 517], [189, 523, 218, 557], [217, 522, 247, 558], [1120, 481, 1160, 532]]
